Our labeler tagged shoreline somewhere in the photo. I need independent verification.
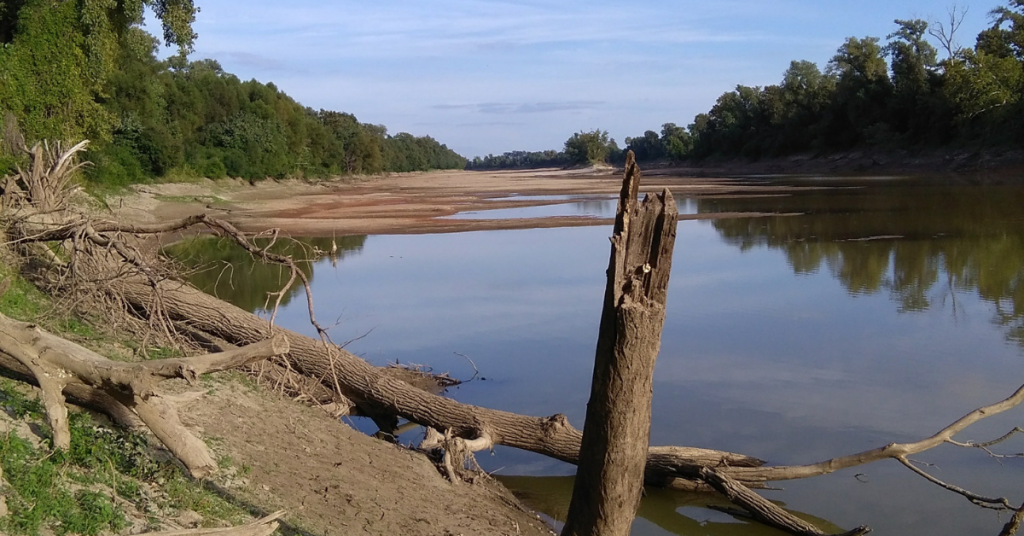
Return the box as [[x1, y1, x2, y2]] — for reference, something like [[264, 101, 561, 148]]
[[642, 148, 1024, 181], [110, 168, 826, 238]]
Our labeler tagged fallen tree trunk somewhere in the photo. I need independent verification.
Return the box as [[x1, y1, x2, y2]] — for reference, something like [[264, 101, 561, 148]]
[[0, 310, 289, 477], [109, 270, 763, 485]]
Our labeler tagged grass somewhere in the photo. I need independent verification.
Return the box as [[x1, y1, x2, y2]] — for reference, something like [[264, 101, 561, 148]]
[[0, 263, 264, 534], [0, 378, 256, 535], [0, 265, 47, 321]]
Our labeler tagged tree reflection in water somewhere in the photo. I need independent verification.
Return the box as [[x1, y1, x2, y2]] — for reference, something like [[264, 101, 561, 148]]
[[701, 179, 1024, 345], [164, 235, 367, 313]]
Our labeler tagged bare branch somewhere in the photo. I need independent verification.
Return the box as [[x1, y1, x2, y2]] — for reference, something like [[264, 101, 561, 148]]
[[725, 382, 1024, 484], [897, 456, 1014, 510], [930, 4, 970, 59], [700, 467, 871, 536]]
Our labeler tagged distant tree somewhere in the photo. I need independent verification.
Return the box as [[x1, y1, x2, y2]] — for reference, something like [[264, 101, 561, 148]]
[[659, 123, 692, 161], [824, 36, 893, 147], [987, 0, 1024, 59], [930, 5, 970, 59], [564, 129, 614, 165], [942, 49, 1023, 123], [885, 19, 941, 139], [625, 130, 664, 161], [775, 60, 836, 152]]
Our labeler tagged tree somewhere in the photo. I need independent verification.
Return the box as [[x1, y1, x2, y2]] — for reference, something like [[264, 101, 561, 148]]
[[659, 123, 692, 161], [930, 4, 970, 59], [987, 0, 1024, 59], [824, 36, 893, 147], [564, 129, 614, 165], [0, 0, 197, 142], [625, 130, 664, 161], [942, 49, 1023, 123], [885, 19, 940, 138]]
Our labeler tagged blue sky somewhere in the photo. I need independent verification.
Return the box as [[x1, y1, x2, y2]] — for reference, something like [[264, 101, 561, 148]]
[[150, 0, 994, 158]]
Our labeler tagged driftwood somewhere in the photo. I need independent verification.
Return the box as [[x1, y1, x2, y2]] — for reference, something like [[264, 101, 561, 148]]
[[563, 151, 678, 536], [700, 467, 870, 536], [0, 311, 289, 477]]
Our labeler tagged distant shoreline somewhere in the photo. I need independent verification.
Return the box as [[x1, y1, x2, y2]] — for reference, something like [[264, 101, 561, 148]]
[[640, 148, 1024, 181]]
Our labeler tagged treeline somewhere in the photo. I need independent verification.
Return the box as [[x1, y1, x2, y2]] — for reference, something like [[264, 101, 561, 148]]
[[478, 2, 1024, 169], [0, 0, 465, 186], [466, 150, 567, 170], [682, 6, 1024, 160]]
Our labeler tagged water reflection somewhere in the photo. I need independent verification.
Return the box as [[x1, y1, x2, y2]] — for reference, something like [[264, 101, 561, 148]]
[[497, 476, 846, 536], [444, 198, 618, 220], [700, 179, 1024, 344], [164, 235, 367, 313]]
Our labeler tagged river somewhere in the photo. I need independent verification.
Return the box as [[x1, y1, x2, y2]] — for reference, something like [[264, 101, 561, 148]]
[[168, 175, 1024, 535]]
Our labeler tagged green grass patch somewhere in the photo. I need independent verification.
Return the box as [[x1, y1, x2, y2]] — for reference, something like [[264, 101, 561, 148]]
[[0, 267, 47, 321], [0, 378, 255, 534]]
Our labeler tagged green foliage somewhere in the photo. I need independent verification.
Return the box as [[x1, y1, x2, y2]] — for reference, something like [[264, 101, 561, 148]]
[[943, 49, 1023, 128], [563, 129, 617, 165], [164, 235, 366, 313], [0, 377, 254, 534], [466, 150, 567, 170], [0, 0, 463, 186], [0, 0, 112, 142], [0, 265, 47, 321], [664, 6, 1024, 161], [0, 385, 129, 535]]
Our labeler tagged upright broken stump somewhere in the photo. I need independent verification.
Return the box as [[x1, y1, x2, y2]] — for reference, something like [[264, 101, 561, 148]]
[[562, 151, 678, 536]]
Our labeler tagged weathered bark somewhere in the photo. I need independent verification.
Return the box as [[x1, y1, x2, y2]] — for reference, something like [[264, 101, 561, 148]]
[[1000, 506, 1024, 536], [563, 151, 678, 536], [0, 312, 289, 477], [700, 467, 870, 536]]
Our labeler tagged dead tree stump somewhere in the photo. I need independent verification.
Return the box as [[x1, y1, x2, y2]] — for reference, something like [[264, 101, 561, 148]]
[[562, 151, 678, 536]]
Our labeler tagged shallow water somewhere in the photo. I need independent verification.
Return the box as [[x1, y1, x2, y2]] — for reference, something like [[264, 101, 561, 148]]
[[171, 176, 1024, 535], [443, 194, 698, 219]]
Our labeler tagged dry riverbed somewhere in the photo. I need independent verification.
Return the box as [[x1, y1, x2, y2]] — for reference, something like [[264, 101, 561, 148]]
[[110, 167, 799, 236]]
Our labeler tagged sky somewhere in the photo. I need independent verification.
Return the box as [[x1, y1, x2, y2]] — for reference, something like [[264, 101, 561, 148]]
[[147, 0, 994, 158]]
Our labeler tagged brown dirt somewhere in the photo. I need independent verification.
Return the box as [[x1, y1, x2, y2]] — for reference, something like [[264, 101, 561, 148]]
[[109, 168, 801, 236], [180, 378, 555, 536]]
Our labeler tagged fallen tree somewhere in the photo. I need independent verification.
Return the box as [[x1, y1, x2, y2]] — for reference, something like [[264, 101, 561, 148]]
[[3, 140, 1024, 535], [0, 309, 290, 478]]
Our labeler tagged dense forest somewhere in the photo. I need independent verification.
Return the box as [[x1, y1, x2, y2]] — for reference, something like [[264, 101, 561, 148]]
[[0, 0, 466, 186], [472, 2, 1024, 169]]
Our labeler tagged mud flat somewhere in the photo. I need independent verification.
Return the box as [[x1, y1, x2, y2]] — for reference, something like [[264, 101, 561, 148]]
[[112, 168, 805, 236]]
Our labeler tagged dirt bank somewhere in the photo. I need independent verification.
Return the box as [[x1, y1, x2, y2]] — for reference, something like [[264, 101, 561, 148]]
[[181, 379, 554, 536]]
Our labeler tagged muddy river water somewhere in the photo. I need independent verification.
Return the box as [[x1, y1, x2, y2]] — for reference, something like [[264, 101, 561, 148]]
[[170, 175, 1024, 535]]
